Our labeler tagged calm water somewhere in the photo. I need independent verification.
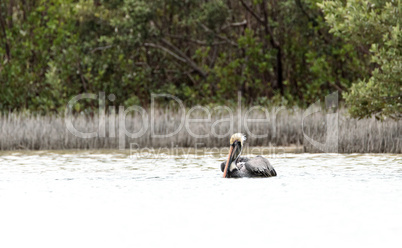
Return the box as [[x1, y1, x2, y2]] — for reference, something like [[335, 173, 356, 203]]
[[0, 150, 401, 248]]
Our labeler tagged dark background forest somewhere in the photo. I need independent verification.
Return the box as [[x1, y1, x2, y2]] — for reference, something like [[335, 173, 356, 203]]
[[0, 0, 400, 119]]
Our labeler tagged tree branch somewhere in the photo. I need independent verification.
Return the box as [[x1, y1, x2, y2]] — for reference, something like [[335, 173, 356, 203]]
[[77, 62, 88, 92], [240, 0, 279, 48], [220, 20, 248, 30], [0, 6, 11, 61], [160, 38, 208, 78], [295, 0, 332, 44], [200, 24, 238, 47], [239, 0, 264, 24], [261, 0, 279, 48], [144, 42, 186, 63], [91, 45, 113, 53], [165, 34, 228, 46]]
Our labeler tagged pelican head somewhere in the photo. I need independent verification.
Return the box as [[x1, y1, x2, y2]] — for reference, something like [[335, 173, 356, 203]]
[[223, 133, 246, 178]]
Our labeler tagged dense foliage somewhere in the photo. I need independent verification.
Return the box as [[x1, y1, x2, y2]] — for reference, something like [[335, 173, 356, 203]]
[[0, 0, 399, 118], [321, 0, 401, 120]]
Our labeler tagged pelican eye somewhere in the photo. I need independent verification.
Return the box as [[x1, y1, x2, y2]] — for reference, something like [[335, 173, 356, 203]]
[[231, 140, 240, 146]]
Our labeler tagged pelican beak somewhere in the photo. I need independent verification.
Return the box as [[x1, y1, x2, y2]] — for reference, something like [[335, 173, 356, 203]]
[[223, 142, 240, 178], [223, 146, 233, 178]]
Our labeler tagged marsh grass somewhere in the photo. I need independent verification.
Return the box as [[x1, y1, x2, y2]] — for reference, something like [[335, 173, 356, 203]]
[[0, 108, 400, 153]]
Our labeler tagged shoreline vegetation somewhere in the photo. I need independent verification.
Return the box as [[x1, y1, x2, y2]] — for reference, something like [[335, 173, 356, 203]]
[[1, 108, 400, 153], [1, 1, 400, 155], [1, 1, 400, 121]]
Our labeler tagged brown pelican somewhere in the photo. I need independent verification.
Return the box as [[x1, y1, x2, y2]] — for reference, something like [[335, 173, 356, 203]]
[[221, 133, 277, 178]]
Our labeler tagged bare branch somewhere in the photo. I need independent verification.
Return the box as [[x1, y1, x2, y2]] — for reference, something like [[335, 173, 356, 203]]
[[160, 38, 208, 78], [239, 0, 264, 24], [0, 6, 11, 61], [230, 20, 248, 27], [200, 24, 238, 47], [77, 62, 88, 92], [329, 82, 343, 92], [221, 20, 248, 30], [209, 46, 218, 69], [261, 0, 279, 48], [144, 42, 186, 63], [90, 45, 113, 53], [165, 34, 228, 46]]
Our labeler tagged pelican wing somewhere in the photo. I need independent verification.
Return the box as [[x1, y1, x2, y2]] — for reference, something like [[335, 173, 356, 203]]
[[220, 156, 249, 172], [245, 156, 277, 177]]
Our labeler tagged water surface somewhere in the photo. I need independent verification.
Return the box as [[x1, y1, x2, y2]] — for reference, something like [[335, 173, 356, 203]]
[[0, 150, 401, 248]]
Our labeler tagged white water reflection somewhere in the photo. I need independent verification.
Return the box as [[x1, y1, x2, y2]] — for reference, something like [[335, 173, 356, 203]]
[[0, 151, 401, 248]]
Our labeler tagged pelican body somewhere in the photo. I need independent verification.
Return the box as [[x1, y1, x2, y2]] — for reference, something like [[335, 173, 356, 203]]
[[221, 133, 277, 178]]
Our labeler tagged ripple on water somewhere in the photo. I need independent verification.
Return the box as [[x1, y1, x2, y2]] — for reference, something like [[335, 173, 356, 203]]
[[0, 151, 401, 247]]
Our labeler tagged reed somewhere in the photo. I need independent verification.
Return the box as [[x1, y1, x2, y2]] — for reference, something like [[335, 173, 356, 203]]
[[0, 108, 400, 153]]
